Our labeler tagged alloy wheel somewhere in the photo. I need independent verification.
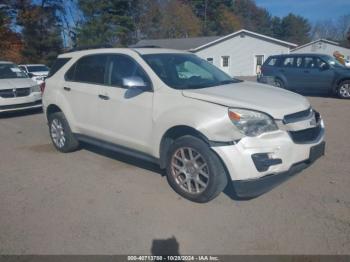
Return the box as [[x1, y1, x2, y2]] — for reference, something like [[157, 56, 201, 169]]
[[170, 147, 210, 194], [51, 119, 66, 148], [339, 83, 350, 98]]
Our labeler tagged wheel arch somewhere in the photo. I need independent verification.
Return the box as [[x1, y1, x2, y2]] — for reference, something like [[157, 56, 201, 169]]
[[46, 104, 62, 120], [159, 125, 210, 169], [333, 78, 350, 93]]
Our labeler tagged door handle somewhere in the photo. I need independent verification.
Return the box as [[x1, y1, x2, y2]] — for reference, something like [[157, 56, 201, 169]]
[[98, 94, 110, 100], [304, 70, 310, 73], [63, 87, 71, 91], [279, 69, 285, 72]]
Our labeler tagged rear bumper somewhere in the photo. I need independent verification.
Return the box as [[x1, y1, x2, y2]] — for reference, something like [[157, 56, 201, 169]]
[[233, 141, 325, 198]]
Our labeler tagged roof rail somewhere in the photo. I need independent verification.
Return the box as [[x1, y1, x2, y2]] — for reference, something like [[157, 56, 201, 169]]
[[64, 44, 114, 53]]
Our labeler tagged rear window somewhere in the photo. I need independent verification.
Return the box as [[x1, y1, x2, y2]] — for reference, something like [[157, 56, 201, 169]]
[[266, 57, 278, 66], [48, 58, 71, 77]]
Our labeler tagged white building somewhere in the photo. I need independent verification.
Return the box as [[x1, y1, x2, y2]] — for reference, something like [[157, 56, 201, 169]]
[[291, 39, 350, 61], [134, 29, 297, 77]]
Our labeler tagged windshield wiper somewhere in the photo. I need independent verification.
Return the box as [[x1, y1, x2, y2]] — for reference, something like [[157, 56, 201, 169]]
[[219, 79, 241, 85]]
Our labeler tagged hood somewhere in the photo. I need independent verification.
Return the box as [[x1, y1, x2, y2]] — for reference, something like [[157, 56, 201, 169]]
[[0, 78, 37, 90], [182, 81, 310, 119]]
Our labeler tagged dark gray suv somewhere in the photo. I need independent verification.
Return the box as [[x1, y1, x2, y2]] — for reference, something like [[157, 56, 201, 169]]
[[259, 53, 350, 98]]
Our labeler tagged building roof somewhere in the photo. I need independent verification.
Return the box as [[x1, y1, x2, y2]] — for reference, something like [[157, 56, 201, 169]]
[[291, 39, 340, 52], [132, 29, 298, 52], [192, 29, 298, 51], [131, 36, 222, 50]]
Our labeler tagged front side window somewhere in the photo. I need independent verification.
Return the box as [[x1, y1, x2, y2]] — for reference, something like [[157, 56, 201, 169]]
[[108, 55, 150, 87], [142, 53, 238, 90], [0, 63, 28, 79], [303, 57, 316, 68], [66, 55, 108, 84]]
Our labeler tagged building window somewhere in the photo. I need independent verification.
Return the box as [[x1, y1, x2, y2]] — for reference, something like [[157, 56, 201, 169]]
[[221, 56, 230, 67], [207, 58, 213, 64]]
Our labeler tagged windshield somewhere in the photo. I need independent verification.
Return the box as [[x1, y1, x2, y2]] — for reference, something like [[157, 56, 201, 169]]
[[27, 65, 49, 72], [142, 53, 240, 89], [0, 64, 28, 79], [324, 56, 346, 69]]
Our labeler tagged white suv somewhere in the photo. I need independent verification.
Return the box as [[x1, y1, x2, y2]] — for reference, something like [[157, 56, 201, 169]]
[[43, 48, 325, 202]]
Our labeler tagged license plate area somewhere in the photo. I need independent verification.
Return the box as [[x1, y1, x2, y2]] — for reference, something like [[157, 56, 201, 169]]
[[308, 141, 325, 163]]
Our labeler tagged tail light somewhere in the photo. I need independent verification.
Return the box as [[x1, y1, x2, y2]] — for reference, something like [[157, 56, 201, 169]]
[[40, 82, 45, 93]]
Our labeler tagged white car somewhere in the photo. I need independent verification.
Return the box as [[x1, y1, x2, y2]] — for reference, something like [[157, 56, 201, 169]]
[[0, 61, 42, 113], [43, 48, 325, 202], [18, 64, 49, 84]]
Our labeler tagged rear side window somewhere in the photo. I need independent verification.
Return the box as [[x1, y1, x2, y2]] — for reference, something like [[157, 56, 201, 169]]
[[282, 57, 294, 67], [65, 55, 108, 84], [266, 57, 278, 66], [48, 58, 71, 77]]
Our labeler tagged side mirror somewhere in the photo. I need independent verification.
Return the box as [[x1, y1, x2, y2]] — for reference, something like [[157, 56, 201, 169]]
[[122, 76, 149, 90], [320, 63, 329, 71], [27, 72, 34, 78]]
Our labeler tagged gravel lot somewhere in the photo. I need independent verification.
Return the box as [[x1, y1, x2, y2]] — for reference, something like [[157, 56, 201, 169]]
[[0, 96, 349, 255]]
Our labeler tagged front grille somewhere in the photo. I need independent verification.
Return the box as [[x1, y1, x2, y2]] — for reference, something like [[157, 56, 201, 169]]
[[289, 125, 322, 144], [283, 108, 313, 124], [0, 88, 31, 98], [0, 100, 42, 110]]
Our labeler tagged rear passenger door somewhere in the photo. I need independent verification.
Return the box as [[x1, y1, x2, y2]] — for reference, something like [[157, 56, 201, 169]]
[[279, 56, 300, 89], [96, 54, 154, 154], [63, 54, 108, 137]]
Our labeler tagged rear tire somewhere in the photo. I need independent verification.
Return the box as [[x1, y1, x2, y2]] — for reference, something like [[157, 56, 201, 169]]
[[48, 112, 80, 153], [274, 78, 285, 89], [337, 80, 350, 99], [165, 136, 228, 203]]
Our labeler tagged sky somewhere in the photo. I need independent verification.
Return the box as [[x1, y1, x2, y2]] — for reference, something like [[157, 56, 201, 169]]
[[255, 0, 350, 23]]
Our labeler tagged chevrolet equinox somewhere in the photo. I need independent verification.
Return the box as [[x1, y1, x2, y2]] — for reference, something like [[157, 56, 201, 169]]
[[43, 48, 325, 202]]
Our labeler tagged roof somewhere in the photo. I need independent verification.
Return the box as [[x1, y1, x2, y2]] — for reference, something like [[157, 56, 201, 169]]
[[132, 36, 221, 50], [291, 39, 340, 52], [58, 48, 187, 58], [132, 29, 297, 52], [0, 61, 13, 64], [269, 53, 332, 57], [192, 29, 298, 51]]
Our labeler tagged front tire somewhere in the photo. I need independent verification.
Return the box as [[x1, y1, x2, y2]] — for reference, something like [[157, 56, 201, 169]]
[[337, 80, 350, 99], [48, 112, 79, 153], [165, 136, 228, 203]]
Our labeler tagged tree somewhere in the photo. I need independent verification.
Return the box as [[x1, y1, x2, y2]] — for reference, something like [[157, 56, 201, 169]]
[[232, 0, 272, 36], [15, 0, 64, 65], [135, 0, 163, 40], [216, 4, 241, 35], [0, 1, 23, 63], [280, 13, 311, 45], [161, 0, 201, 38], [76, 0, 136, 47], [311, 20, 339, 40]]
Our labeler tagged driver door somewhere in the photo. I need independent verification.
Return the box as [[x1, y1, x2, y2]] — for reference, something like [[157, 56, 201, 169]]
[[96, 54, 154, 154]]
